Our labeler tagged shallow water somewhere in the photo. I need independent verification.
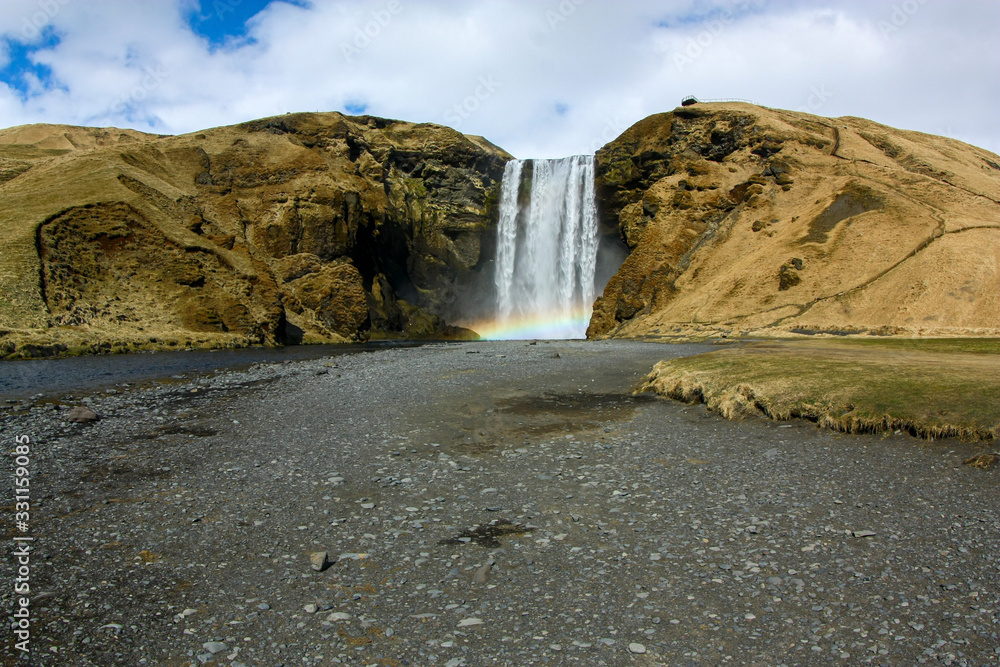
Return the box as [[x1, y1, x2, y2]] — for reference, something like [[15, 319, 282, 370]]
[[0, 341, 426, 399]]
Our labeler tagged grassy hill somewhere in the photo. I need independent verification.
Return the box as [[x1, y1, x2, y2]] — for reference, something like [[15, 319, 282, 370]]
[[0, 114, 509, 357], [589, 103, 1000, 339]]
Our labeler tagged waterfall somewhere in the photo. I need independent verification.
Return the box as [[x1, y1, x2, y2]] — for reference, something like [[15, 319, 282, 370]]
[[492, 155, 599, 339]]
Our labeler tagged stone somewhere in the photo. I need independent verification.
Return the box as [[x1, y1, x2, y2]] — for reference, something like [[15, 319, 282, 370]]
[[67, 406, 99, 423], [457, 618, 484, 627], [326, 612, 352, 622], [628, 643, 647, 654], [304, 604, 318, 613], [202, 642, 228, 654], [309, 551, 332, 572], [471, 560, 493, 585], [852, 530, 877, 538], [778, 262, 803, 290], [338, 552, 367, 561]]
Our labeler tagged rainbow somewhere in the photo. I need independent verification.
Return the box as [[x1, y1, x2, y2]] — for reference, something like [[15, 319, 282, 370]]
[[462, 309, 593, 341]]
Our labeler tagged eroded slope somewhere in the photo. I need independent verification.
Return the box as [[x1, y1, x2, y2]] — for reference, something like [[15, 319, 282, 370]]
[[0, 113, 510, 356], [588, 103, 1000, 339]]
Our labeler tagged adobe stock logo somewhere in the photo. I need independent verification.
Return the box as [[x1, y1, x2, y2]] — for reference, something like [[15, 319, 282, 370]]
[[443, 76, 502, 129], [19, 0, 71, 41], [672, 0, 752, 73], [545, 0, 587, 32], [877, 0, 928, 38], [341, 0, 404, 64], [585, 115, 630, 154], [797, 84, 833, 115], [109, 64, 169, 117]]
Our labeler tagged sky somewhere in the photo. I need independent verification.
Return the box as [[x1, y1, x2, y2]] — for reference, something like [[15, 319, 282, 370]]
[[0, 0, 997, 159]]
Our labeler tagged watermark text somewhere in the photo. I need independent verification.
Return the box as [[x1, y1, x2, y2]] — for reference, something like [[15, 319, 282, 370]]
[[12, 435, 33, 655], [443, 75, 502, 128], [19, 0, 71, 41], [341, 0, 403, 63]]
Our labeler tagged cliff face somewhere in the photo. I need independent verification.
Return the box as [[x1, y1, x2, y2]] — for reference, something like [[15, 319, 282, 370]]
[[4, 104, 998, 357], [0, 113, 510, 356], [588, 103, 1000, 339]]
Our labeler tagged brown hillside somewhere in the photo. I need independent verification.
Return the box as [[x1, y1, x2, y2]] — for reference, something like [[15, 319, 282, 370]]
[[0, 113, 510, 357], [588, 103, 1000, 339]]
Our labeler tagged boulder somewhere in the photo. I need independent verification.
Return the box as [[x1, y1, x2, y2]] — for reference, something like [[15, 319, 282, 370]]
[[67, 406, 99, 423]]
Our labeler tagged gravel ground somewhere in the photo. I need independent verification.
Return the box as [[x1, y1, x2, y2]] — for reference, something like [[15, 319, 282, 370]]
[[2, 340, 998, 666]]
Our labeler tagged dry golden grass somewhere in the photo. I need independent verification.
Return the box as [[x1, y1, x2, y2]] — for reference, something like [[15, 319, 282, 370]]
[[964, 453, 997, 470], [641, 339, 1000, 442], [592, 102, 1000, 340], [0, 114, 506, 357]]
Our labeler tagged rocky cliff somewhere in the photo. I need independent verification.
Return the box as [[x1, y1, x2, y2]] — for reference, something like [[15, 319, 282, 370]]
[[0, 113, 510, 357], [588, 103, 1000, 339], [4, 104, 998, 358]]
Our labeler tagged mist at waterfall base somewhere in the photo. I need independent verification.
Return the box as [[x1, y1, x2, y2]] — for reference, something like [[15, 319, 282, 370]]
[[468, 155, 625, 340]]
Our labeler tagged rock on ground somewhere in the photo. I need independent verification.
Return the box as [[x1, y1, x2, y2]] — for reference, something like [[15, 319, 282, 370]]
[[1, 339, 998, 666]]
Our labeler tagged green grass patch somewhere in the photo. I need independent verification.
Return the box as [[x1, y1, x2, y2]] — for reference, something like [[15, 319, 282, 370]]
[[642, 339, 1000, 441], [829, 337, 1000, 355], [0, 145, 72, 160]]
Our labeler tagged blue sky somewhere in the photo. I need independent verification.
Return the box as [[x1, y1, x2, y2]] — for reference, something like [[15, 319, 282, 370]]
[[186, 0, 309, 46], [0, 27, 57, 99], [0, 0, 998, 158], [187, 0, 278, 45]]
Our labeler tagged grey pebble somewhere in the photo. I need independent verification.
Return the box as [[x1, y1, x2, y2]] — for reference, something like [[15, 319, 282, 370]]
[[66, 406, 99, 423], [471, 559, 493, 585], [309, 551, 332, 572], [8, 340, 998, 667]]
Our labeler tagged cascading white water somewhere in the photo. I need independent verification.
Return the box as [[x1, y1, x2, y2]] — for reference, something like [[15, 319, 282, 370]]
[[493, 155, 599, 339]]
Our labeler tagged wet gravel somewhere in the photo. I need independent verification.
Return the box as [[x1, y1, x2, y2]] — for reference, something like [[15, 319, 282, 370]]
[[2, 340, 998, 666]]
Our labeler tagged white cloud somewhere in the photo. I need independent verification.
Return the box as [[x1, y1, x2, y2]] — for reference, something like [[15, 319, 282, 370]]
[[0, 0, 997, 157]]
